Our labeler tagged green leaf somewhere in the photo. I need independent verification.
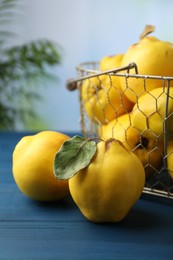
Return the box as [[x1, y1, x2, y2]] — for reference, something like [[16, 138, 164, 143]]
[[54, 135, 97, 180]]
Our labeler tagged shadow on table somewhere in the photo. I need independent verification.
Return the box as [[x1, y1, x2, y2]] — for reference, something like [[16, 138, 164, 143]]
[[26, 195, 165, 231]]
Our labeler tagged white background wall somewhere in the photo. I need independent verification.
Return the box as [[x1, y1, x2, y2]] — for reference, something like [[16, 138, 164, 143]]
[[17, 0, 173, 132]]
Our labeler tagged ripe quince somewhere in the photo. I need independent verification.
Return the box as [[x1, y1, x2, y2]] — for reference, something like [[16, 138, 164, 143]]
[[99, 53, 124, 71], [167, 141, 173, 179], [81, 74, 133, 124], [12, 131, 70, 201], [99, 113, 164, 176], [132, 87, 173, 138], [120, 34, 173, 103], [69, 138, 145, 223]]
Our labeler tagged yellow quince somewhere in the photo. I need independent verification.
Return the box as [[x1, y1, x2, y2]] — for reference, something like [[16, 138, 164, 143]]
[[69, 138, 145, 223], [99, 113, 164, 176], [120, 29, 173, 103], [81, 74, 133, 124], [12, 131, 70, 201], [131, 87, 173, 138], [167, 141, 173, 179], [99, 53, 124, 71]]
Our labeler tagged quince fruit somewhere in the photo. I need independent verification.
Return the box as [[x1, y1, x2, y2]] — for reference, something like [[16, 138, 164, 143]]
[[12, 131, 70, 201], [69, 138, 145, 223], [81, 74, 133, 124], [99, 53, 124, 71], [99, 113, 164, 176], [120, 26, 173, 103], [167, 141, 173, 179], [132, 87, 173, 137]]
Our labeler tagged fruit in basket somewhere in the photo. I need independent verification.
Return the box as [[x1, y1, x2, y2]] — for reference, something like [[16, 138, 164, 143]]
[[99, 113, 164, 176], [120, 25, 173, 103], [132, 87, 173, 137], [99, 53, 124, 71], [167, 141, 173, 179], [99, 113, 131, 141], [12, 131, 70, 201], [81, 74, 133, 124], [68, 138, 145, 223]]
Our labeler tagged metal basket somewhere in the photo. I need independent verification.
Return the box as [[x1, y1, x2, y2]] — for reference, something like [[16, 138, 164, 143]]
[[67, 62, 173, 203]]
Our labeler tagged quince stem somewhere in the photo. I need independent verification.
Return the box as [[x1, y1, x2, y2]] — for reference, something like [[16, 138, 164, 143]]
[[140, 24, 155, 40]]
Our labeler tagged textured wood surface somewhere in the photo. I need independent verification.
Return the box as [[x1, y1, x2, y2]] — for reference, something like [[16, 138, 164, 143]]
[[0, 131, 173, 259]]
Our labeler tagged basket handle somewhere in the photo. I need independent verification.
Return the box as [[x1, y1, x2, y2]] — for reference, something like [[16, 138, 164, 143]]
[[66, 62, 138, 91]]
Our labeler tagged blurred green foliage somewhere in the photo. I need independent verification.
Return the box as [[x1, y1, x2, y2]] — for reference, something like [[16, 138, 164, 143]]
[[0, 0, 62, 130]]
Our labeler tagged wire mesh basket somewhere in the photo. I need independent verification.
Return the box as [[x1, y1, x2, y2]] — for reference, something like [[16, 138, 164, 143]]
[[67, 62, 173, 203]]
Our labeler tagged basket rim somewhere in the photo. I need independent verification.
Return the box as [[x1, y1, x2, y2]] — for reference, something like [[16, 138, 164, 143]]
[[76, 61, 173, 81]]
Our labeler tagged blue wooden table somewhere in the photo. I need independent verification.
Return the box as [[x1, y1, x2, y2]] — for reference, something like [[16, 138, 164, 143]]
[[0, 131, 173, 259]]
